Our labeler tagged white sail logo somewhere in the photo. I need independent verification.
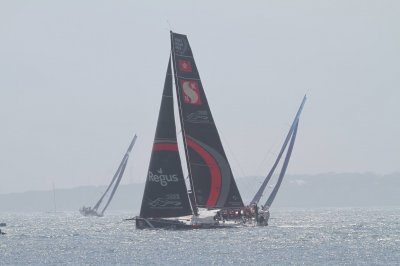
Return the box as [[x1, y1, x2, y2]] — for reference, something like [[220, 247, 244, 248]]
[[174, 37, 188, 55], [187, 110, 209, 124], [148, 169, 178, 186], [181, 80, 201, 105]]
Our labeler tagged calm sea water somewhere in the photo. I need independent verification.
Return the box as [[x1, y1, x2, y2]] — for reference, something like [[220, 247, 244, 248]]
[[1, 208, 399, 265]]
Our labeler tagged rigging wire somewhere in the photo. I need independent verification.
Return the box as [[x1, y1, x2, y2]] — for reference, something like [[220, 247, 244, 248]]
[[218, 130, 256, 202], [255, 122, 292, 175], [252, 121, 296, 201]]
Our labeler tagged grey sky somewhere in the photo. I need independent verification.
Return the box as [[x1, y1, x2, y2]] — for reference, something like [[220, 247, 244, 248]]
[[0, 1, 399, 194]]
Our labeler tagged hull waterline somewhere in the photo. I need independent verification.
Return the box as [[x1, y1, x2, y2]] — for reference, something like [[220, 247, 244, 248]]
[[133, 217, 240, 230]]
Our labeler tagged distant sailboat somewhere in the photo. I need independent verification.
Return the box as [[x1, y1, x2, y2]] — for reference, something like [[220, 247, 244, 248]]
[[52, 181, 57, 213], [250, 96, 306, 225], [0, 221, 6, 235], [80, 134, 137, 217]]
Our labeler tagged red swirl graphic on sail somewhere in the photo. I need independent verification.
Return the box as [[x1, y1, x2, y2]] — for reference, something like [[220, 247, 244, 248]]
[[186, 138, 221, 207], [153, 143, 178, 151]]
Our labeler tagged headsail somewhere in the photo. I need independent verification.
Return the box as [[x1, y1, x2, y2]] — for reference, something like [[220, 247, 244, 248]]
[[264, 119, 298, 208], [139, 59, 192, 218], [170, 31, 244, 209], [250, 95, 306, 207]]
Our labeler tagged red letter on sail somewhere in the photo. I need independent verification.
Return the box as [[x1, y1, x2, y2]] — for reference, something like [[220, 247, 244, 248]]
[[180, 79, 202, 105]]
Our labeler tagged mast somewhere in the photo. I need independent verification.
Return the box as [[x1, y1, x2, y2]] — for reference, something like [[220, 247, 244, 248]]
[[170, 34, 199, 214], [170, 31, 244, 209], [52, 181, 56, 213], [250, 95, 306, 205]]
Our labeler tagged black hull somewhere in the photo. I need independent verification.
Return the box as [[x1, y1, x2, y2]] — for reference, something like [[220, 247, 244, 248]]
[[134, 217, 237, 230]]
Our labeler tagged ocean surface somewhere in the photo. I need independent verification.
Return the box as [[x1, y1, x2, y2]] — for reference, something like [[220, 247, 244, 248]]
[[1, 208, 399, 265]]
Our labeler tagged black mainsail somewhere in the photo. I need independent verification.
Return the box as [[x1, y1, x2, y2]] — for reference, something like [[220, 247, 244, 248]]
[[139, 59, 192, 218], [170, 31, 244, 209], [250, 95, 306, 208]]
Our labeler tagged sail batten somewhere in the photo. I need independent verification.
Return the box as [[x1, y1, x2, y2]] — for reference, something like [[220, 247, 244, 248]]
[[170, 31, 244, 209]]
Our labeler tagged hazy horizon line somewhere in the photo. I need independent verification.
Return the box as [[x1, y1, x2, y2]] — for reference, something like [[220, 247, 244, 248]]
[[2, 171, 398, 196]]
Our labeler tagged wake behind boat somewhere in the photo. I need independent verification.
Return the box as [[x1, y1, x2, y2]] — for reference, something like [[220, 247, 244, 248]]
[[133, 32, 306, 229]]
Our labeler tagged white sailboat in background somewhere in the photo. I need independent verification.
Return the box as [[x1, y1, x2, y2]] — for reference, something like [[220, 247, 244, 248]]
[[52, 181, 57, 213], [250, 95, 306, 225], [80, 134, 137, 217]]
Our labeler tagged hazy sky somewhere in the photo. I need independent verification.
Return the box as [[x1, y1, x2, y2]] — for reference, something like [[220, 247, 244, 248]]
[[1, 1, 399, 194]]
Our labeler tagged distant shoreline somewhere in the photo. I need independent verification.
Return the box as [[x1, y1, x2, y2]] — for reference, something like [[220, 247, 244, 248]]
[[1, 173, 399, 212]]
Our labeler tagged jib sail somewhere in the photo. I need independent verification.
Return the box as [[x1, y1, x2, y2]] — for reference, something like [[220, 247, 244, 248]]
[[264, 119, 299, 208], [139, 59, 192, 218], [250, 96, 307, 206], [170, 31, 244, 209], [251, 95, 306, 207]]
